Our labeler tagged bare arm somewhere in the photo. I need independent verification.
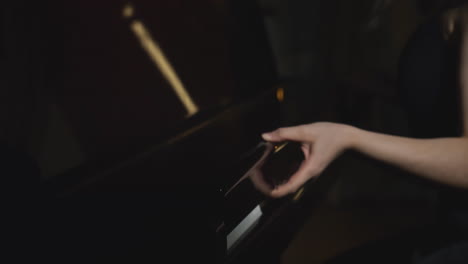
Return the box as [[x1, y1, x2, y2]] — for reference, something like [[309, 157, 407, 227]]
[[260, 123, 468, 197], [257, 6, 468, 198], [349, 129, 468, 188], [350, 9, 468, 187]]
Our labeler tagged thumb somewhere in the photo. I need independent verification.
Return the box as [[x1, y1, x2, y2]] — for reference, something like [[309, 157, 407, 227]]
[[270, 173, 310, 198], [269, 161, 316, 198]]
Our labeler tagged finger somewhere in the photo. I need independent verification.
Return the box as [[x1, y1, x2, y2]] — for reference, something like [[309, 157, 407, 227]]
[[270, 160, 320, 198], [270, 175, 303, 198], [301, 143, 311, 160], [262, 125, 310, 142], [249, 169, 274, 195]]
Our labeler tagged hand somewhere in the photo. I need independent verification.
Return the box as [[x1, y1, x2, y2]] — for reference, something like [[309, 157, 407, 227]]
[[257, 122, 356, 198]]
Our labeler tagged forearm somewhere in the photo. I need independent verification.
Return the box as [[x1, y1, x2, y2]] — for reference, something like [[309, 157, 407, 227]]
[[348, 127, 468, 188]]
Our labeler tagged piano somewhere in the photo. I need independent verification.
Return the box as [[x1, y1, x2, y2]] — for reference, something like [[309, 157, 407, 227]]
[[4, 0, 333, 262]]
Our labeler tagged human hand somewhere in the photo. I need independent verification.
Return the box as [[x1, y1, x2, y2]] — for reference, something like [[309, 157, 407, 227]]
[[256, 122, 356, 198]]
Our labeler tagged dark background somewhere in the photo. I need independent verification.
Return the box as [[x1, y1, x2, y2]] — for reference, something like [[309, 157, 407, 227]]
[[1, 0, 465, 263]]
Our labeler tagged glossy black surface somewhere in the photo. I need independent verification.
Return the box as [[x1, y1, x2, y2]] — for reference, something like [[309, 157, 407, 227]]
[[31, 0, 289, 262], [261, 142, 304, 188], [2, 0, 329, 262]]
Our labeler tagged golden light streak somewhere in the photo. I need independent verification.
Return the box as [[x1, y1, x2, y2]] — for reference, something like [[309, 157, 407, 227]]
[[129, 20, 199, 116], [274, 141, 288, 153], [293, 187, 305, 201]]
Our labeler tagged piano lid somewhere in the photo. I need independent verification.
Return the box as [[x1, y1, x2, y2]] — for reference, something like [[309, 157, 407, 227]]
[[36, 0, 277, 179]]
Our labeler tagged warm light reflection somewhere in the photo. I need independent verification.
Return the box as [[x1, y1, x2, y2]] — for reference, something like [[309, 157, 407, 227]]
[[276, 87, 285, 102], [293, 187, 305, 201], [123, 3, 134, 18], [125, 4, 199, 116], [274, 142, 288, 153]]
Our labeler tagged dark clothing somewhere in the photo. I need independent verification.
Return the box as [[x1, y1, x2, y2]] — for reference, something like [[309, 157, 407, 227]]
[[328, 10, 468, 264], [326, 233, 468, 264], [414, 242, 468, 264], [395, 14, 468, 263], [398, 19, 461, 139], [399, 17, 468, 241]]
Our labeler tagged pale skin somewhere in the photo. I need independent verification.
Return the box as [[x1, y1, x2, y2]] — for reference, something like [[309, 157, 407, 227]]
[[257, 5, 468, 198]]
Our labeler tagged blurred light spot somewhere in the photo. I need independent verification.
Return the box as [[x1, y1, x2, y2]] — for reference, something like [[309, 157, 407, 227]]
[[123, 3, 134, 18], [276, 87, 284, 102], [130, 20, 199, 116]]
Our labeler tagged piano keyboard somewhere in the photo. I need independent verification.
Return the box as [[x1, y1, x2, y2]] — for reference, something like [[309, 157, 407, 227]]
[[227, 205, 263, 251]]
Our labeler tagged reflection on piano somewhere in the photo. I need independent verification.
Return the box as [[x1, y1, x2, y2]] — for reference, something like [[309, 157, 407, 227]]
[[5, 0, 328, 263]]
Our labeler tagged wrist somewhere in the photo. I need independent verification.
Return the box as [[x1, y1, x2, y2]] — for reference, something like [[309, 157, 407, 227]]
[[342, 124, 362, 150]]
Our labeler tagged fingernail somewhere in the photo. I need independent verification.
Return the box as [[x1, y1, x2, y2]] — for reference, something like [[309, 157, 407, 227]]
[[262, 133, 272, 140]]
